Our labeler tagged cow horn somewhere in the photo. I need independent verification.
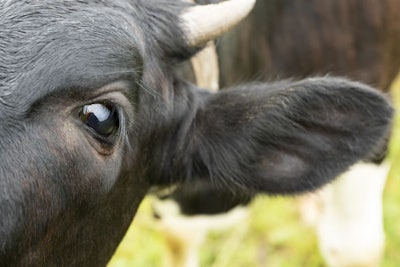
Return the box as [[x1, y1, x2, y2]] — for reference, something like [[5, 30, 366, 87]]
[[181, 0, 256, 48]]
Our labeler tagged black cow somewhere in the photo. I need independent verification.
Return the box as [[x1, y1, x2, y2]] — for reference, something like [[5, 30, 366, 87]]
[[0, 0, 393, 266]]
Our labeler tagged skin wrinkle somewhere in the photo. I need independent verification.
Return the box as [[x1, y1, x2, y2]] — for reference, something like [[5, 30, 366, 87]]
[[1, 2, 145, 113]]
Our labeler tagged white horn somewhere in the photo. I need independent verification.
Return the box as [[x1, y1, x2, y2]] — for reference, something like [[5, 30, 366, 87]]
[[181, 0, 256, 47]]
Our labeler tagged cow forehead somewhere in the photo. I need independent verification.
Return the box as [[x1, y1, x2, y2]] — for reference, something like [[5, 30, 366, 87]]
[[0, 0, 145, 111]]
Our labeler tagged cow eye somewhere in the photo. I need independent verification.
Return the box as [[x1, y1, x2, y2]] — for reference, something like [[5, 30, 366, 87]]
[[80, 103, 119, 138]]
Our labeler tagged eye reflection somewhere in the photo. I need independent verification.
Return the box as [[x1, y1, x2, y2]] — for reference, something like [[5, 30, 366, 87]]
[[80, 103, 119, 137]]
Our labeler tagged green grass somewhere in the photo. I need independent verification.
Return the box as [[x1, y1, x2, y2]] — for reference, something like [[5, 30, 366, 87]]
[[382, 77, 400, 267], [108, 79, 400, 267]]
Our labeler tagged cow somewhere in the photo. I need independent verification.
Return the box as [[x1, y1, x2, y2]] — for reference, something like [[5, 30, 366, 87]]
[[0, 0, 394, 266], [217, 0, 400, 91]]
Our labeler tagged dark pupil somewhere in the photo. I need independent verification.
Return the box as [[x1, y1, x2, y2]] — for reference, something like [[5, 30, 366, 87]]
[[80, 103, 118, 136]]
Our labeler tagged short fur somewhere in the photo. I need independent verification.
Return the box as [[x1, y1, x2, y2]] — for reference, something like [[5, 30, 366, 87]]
[[0, 0, 393, 266]]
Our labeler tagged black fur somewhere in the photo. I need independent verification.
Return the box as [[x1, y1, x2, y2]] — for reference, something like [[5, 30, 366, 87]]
[[0, 0, 393, 266]]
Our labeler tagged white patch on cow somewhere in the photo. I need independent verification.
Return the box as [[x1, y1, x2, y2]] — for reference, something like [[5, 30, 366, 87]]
[[316, 161, 389, 267], [152, 196, 249, 267]]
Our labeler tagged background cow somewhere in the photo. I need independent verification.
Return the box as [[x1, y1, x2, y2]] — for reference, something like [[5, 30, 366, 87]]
[[151, 0, 400, 266], [0, 0, 394, 266], [217, 1, 400, 266]]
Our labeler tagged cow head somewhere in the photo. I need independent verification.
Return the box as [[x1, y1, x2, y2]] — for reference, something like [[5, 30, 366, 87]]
[[0, 0, 393, 266]]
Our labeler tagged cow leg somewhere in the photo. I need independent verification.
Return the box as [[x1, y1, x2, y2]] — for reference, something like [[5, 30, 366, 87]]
[[315, 162, 389, 267]]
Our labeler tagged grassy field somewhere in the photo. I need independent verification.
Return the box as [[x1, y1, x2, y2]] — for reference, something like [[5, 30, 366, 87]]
[[108, 79, 400, 267]]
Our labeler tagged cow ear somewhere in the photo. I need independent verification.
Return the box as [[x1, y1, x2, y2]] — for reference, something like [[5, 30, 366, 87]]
[[190, 77, 393, 194]]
